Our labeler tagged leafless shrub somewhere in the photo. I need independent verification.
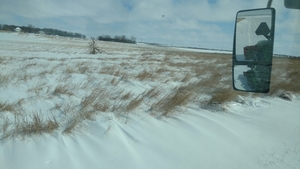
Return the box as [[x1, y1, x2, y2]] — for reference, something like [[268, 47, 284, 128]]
[[89, 37, 107, 54]]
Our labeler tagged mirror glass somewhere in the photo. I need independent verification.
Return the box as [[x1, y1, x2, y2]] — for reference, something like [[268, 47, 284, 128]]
[[233, 8, 275, 93]]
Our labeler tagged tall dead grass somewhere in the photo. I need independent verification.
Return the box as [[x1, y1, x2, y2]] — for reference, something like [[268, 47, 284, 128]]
[[136, 71, 154, 80], [154, 87, 193, 116], [53, 84, 73, 96], [269, 57, 300, 95], [126, 96, 143, 111], [0, 101, 16, 113], [1, 113, 59, 140]]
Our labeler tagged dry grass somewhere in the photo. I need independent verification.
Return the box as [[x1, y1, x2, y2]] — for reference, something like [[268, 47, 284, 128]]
[[207, 88, 239, 105], [136, 71, 154, 80], [92, 101, 109, 112], [144, 87, 161, 99], [269, 57, 300, 95], [154, 87, 193, 116], [1, 38, 300, 139], [1, 113, 60, 139], [63, 117, 80, 134], [0, 74, 10, 86], [126, 96, 143, 111], [53, 84, 73, 96], [0, 101, 16, 113]]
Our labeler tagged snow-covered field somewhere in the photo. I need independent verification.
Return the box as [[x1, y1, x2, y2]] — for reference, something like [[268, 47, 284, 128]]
[[0, 32, 299, 169]]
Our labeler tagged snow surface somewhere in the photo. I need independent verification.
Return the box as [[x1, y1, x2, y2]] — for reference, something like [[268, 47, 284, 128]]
[[0, 32, 299, 169]]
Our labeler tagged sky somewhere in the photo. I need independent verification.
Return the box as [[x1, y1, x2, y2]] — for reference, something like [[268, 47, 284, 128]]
[[0, 0, 299, 55]]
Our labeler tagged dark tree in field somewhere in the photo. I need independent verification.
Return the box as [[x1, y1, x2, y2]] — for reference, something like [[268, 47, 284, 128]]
[[89, 37, 107, 54]]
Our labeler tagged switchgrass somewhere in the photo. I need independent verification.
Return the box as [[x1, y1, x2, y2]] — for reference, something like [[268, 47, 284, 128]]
[[1, 113, 59, 140], [270, 57, 300, 96], [207, 88, 238, 105], [144, 87, 161, 99], [126, 96, 143, 111], [136, 71, 154, 80], [63, 117, 80, 134], [154, 87, 193, 117], [0, 101, 16, 113], [53, 84, 73, 96]]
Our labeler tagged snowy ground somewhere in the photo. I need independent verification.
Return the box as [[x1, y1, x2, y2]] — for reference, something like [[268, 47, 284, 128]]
[[0, 32, 299, 169]]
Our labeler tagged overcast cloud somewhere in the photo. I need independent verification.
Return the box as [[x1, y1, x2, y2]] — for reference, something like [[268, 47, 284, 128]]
[[1, 0, 299, 55]]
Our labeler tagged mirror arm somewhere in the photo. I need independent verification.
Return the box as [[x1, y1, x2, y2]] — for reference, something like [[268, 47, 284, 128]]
[[267, 0, 273, 8]]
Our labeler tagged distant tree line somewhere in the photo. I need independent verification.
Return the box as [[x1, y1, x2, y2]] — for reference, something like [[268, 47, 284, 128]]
[[98, 35, 136, 44], [0, 24, 86, 39]]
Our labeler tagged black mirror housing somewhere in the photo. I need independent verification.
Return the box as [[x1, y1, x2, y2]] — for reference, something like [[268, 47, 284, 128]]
[[284, 0, 300, 9], [232, 8, 276, 93]]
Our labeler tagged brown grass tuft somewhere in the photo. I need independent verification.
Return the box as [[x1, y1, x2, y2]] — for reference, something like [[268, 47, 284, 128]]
[[11, 113, 59, 137], [126, 96, 143, 111], [53, 84, 73, 96], [136, 71, 154, 80], [269, 58, 300, 95], [63, 118, 80, 134], [0, 101, 16, 113], [207, 88, 237, 105], [155, 87, 193, 116]]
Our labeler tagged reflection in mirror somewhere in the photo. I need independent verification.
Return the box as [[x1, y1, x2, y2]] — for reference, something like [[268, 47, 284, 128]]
[[232, 8, 275, 93], [235, 9, 274, 62], [233, 64, 272, 93]]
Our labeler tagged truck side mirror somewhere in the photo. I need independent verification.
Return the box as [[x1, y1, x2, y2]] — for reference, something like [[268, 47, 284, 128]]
[[232, 8, 275, 93], [284, 0, 300, 9]]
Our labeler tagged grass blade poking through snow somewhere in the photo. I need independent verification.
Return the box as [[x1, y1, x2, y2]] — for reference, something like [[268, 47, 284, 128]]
[[154, 87, 193, 117]]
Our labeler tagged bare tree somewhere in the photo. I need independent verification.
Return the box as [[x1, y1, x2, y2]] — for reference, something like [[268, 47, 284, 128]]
[[89, 37, 107, 54]]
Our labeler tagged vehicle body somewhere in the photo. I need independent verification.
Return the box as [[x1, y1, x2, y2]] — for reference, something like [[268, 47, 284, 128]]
[[243, 40, 272, 62]]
